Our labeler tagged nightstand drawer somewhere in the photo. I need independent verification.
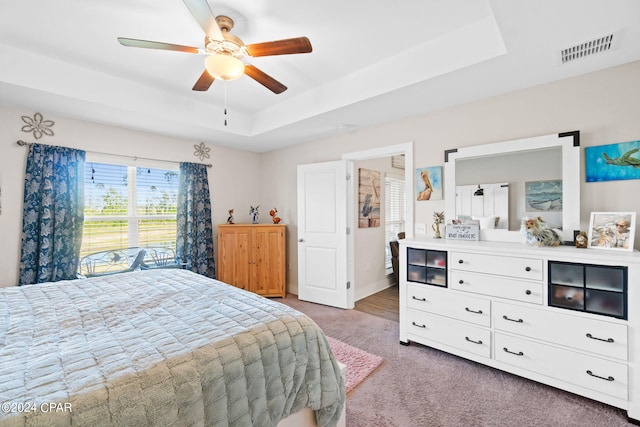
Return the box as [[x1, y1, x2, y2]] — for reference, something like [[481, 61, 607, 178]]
[[451, 271, 543, 304], [494, 302, 628, 361], [450, 251, 542, 281], [406, 309, 490, 357], [407, 284, 490, 327], [495, 333, 628, 400]]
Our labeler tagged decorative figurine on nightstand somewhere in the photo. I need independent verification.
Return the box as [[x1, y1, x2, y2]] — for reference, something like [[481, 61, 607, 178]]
[[270, 208, 281, 224], [250, 205, 260, 224], [432, 211, 445, 238], [575, 230, 588, 248], [226, 209, 234, 224]]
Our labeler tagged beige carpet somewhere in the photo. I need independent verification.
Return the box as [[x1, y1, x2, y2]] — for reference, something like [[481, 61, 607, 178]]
[[280, 296, 634, 427], [327, 336, 383, 393]]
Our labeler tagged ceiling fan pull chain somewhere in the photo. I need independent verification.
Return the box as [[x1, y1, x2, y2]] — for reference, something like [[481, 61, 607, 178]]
[[224, 82, 228, 126]]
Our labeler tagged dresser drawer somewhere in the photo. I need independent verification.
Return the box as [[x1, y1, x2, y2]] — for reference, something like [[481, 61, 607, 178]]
[[495, 333, 628, 400], [451, 270, 543, 304], [407, 284, 491, 327], [406, 309, 490, 358], [493, 302, 628, 361], [450, 251, 543, 281]]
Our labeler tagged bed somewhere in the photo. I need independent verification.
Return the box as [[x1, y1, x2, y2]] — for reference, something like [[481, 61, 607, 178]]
[[0, 269, 345, 426]]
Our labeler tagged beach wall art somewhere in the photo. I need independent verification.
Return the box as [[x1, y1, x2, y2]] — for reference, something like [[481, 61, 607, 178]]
[[415, 166, 443, 201], [358, 168, 380, 228], [525, 180, 562, 212], [585, 139, 640, 182]]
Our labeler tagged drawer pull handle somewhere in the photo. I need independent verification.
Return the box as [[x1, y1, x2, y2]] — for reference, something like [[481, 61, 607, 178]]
[[458, 280, 464, 284], [465, 307, 483, 314], [525, 290, 532, 295], [586, 370, 614, 382], [465, 336, 483, 345], [502, 315, 523, 323], [412, 296, 427, 302], [586, 333, 614, 343], [525, 266, 532, 272], [458, 259, 464, 264], [412, 321, 427, 329], [503, 347, 524, 356]]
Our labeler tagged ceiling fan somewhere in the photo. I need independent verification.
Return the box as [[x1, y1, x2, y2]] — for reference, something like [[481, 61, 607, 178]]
[[117, 0, 312, 94]]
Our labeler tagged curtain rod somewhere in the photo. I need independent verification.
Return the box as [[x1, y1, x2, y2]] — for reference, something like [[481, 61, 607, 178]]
[[16, 140, 212, 168]]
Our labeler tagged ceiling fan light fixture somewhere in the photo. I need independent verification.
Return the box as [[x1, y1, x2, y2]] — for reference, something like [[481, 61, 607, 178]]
[[117, 7, 309, 94], [205, 54, 245, 81]]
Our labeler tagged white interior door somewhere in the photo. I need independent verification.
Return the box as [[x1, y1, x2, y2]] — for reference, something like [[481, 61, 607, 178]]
[[297, 160, 353, 309]]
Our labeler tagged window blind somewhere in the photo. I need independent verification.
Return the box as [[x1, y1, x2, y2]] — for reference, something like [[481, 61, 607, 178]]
[[81, 162, 179, 257], [385, 174, 406, 269]]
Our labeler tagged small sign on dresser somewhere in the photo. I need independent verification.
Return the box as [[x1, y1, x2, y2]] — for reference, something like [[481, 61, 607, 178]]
[[445, 221, 480, 241]]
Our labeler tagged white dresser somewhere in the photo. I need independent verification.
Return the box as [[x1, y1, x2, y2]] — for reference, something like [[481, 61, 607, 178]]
[[399, 237, 640, 422]]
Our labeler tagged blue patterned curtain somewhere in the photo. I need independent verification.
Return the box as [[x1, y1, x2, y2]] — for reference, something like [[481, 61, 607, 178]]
[[19, 143, 86, 285], [176, 162, 215, 278]]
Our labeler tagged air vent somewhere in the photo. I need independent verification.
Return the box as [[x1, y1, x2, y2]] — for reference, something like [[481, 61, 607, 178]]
[[561, 34, 615, 63]]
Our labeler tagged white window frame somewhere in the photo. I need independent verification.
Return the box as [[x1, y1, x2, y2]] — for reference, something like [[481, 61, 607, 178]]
[[82, 154, 179, 253]]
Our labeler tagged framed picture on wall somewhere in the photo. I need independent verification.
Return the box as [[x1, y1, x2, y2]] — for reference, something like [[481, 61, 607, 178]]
[[524, 180, 562, 212], [415, 166, 442, 201], [588, 212, 635, 251], [585, 140, 640, 182], [358, 168, 381, 228]]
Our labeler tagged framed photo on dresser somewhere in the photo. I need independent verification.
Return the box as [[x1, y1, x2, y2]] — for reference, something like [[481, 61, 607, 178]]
[[588, 212, 636, 251]]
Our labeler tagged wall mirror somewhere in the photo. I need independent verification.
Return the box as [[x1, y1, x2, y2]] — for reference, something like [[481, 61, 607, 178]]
[[444, 131, 580, 243], [455, 182, 510, 229]]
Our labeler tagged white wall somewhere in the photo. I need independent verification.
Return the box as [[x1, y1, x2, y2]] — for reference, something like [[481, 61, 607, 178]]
[[262, 60, 640, 295], [0, 107, 262, 287], [3, 60, 640, 293]]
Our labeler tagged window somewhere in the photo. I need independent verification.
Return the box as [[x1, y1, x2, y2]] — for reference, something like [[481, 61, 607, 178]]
[[81, 161, 179, 258], [385, 173, 406, 270]]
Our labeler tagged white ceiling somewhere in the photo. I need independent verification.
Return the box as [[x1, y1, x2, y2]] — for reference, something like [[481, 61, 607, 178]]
[[1, 0, 640, 153]]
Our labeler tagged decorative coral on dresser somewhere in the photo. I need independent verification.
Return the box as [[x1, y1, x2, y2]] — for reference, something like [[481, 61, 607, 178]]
[[432, 211, 444, 238]]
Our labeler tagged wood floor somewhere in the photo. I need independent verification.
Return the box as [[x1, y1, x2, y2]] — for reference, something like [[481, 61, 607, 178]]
[[354, 285, 399, 322]]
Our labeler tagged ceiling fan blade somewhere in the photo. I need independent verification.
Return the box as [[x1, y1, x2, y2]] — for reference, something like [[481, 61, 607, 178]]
[[192, 70, 215, 91], [118, 37, 199, 53], [182, 0, 223, 40], [246, 37, 312, 57], [244, 65, 287, 94]]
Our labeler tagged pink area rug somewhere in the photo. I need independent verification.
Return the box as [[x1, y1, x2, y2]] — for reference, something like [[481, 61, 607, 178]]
[[327, 336, 383, 393]]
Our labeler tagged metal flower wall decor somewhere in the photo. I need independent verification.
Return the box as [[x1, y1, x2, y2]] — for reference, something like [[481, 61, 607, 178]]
[[194, 142, 211, 161], [21, 112, 55, 140]]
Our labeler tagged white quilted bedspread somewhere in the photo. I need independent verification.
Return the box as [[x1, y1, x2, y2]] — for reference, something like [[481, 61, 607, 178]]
[[0, 269, 345, 426]]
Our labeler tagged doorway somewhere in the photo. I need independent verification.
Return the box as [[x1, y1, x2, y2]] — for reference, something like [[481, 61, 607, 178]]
[[342, 142, 414, 303]]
